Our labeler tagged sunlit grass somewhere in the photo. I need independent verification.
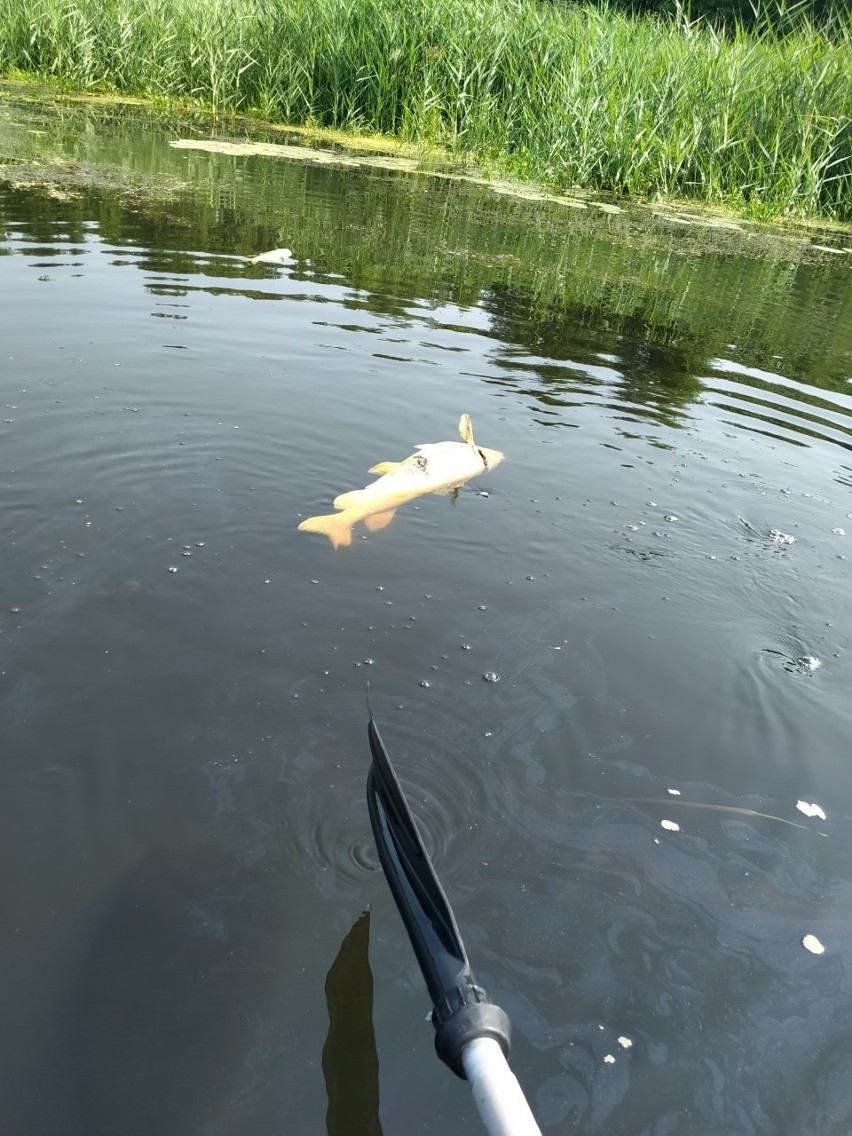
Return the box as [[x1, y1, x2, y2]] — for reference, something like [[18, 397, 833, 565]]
[[0, 0, 849, 220]]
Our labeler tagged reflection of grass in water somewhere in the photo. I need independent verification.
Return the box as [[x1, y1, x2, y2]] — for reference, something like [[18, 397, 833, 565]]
[[1, 91, 850, 421], [0, 0, 850, 221]]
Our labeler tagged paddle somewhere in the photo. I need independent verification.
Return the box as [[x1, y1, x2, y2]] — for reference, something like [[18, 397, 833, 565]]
[[366, 704, 543, 1136]]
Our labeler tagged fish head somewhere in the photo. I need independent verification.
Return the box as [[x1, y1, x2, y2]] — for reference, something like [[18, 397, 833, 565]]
[[476, 446, 504, 471]]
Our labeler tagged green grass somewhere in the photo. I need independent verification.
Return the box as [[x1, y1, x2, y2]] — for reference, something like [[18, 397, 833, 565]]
[[1, 0, 850, 221]]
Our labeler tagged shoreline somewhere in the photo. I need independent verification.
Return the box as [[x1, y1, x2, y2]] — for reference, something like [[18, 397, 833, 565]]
[[2, 77, 850, 246]]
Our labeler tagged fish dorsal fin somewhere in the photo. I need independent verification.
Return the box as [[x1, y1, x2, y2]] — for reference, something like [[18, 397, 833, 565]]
[[458, 413, 475, 446]]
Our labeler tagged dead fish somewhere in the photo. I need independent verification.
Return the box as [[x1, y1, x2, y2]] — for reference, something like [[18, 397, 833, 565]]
[[249, 247, 293, 264], [298, 414, 504, 549]]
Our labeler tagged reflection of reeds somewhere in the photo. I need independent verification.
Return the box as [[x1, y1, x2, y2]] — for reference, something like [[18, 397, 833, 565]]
[[0, 0, 849, 220]]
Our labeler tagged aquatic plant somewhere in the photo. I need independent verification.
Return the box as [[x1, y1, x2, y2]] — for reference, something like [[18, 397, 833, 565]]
[[0, 0, 849, 221]]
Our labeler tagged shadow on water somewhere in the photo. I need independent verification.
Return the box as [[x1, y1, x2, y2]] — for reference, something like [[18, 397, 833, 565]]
[[322, 911, 384, 1136], [65, 859, 383, 1136]]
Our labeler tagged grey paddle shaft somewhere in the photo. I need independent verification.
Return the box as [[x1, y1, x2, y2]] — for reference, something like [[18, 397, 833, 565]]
[[461, 1038, 543, 1136]]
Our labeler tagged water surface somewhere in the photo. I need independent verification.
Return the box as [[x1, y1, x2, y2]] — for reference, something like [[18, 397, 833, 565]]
[[2, 90, 852, 1136]]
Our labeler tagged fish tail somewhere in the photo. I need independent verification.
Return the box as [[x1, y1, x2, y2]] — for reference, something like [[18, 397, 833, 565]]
[[297, 513, 354, 549]]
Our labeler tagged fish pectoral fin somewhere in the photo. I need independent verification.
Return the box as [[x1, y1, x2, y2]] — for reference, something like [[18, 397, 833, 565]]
[[364, 509, 397, 532], [332, 489, 365, 510], [458, 413, 475, 445], [367, 461, 400, 475]]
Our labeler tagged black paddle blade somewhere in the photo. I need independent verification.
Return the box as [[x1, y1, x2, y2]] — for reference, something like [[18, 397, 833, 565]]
[[366, 710, 473, 1010], [366, 704, 513, 1079]]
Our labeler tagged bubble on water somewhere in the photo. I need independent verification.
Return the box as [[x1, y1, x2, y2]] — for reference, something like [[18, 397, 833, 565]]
[[10, 606, 20, 614], [667, 788, 681, 796], [483, 672, 500, 683], [461, 644, 471, 651], [181, 550, 192, 556], [647, 501, 657, 507], [797, 656, 821, 673], [803, 934, 825, 955], [796, 800, 826, 820], [624, 524, 639, 532], [665, 515, 678, 522], [526, 575, 535, 581], [376, 586, 384, 592], [832, 527, 846, 536], [419, 680, 431, 688], [168, 566, 178, 574], [363, 658, 374, 666], [660, 819, 680, 832], [311, 578, 319, 584], [183, 545, 191, 550], [196, 541, 206, 547], [478, 605, 486, 611], [769, 529, 795, 544]]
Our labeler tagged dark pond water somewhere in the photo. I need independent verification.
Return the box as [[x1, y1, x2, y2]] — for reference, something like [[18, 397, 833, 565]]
[[2, 89, 852, 1136]]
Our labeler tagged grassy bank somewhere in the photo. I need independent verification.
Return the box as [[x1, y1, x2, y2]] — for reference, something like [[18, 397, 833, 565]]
[[1, 0, 850, 221]]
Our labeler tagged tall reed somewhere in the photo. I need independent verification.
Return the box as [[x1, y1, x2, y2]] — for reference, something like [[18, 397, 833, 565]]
[[0, 0, 849, 220]]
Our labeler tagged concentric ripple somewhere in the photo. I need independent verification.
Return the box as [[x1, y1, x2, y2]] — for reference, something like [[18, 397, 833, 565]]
[[277, 712, 496, 901]]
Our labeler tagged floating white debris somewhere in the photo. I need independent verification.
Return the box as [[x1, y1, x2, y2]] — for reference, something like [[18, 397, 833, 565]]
[[802, 934, 825, 955], [660, 819, 680, 832], [617, 1036, 633, 1049], [769, 529, 795, 544], [797, 656, 822, 672], [832, 528, 846, 536], [796, 800, 827, 820], [249, 247, 293, 264], [667, 788, 681, 796], [603, 1054, 616, 1064]]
